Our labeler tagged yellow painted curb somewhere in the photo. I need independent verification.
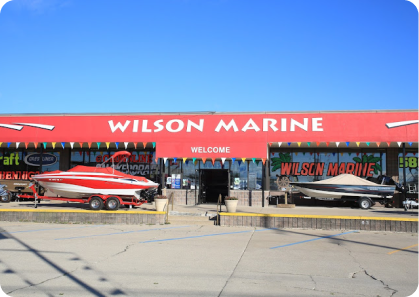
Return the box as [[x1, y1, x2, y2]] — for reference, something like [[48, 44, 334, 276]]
[[0, 209, 165, 215], [219, 212, 418, 222]]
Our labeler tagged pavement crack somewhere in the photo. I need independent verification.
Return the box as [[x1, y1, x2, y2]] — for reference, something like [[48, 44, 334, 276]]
[[218, 228, 255, 297], [341, 241, 398, 297], [309, 275, 317, 290], [6, 267, 79, 295]]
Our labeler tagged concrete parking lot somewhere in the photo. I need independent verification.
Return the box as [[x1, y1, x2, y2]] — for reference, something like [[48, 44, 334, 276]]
[[0, 222, 417, 297]]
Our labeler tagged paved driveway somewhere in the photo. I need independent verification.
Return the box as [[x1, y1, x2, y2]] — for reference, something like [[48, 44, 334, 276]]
[[0, 222, 417, 296]]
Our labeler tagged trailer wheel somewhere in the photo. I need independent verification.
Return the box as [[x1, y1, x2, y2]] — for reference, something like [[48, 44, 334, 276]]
[[1, 192, 11, 203], [358, 197, 372, 209], [105, 197, 120, 210], [89, 196, 104, 211]]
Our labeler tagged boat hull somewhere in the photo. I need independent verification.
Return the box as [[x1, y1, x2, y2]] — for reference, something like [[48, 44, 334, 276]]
[[32, 171, 158, 199], [291, 183, 396, 199]]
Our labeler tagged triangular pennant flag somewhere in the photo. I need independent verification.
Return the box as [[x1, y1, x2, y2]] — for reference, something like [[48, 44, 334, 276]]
[[256, 160, 260, 165], [16, 142, 20, 149], [287, 142, 291, 146], [397, 142, 402, 147], [192, 158, 196, 164], [124, 142, 129, 149], [336, 142, 340, 147], [297, 142, 301, 147], [134, 143, 138, 149], [316, 152, 319, 156], [303, 152, 306, 155], [307, 142, 311, 147], [96, 142, 101, 149], [231, 158, 236, 164], [252, 158, 256, 163], [202, 158, 206, 164], [262, 158, 266, 165], [61, 142, 65, 149], [43, 142, 47, 149], [78, 142, 83, 148], [366, 142, 370, 146], [386, 142, 390, 147], [221, 158, 226, 164], [348, 152, 352, 156], [152, 142, 156, 148], [326, 142, 330, 147], [269, 143, 272, 147], [211, 158, 215, 165], [52, 142, 56, 149], [7, 142, 11, 148], [332, 152, 336, 156], [356, 152, 360, 156], [316, 142, 320, 146], [79, 151, 83, 156], [70, 142, 74, 149], [345, 142, 350, 147], [356, 142, 360, 147], [295, 152, 298, 156], [310, 152, 313, 155], [238, 160, 242, 165], [413, 152, 417, 156], [115, 142, 119, 149], [183, 158, 187, 163], [155, 158, 158, 164], [143, 142, 147, 148], [409, 142, 412, 146], [376, 142, 381, 147], [163, 157, 168, 164], [241, 158, 246, 163], [278, 142, 282, 147], [88, 142, 92, 149], [25, 142, 29, 149], [0, 142, 2, 148], [34, 142, 38, 149], [340, 152, 344, 156], [173, 157, 177, 163]]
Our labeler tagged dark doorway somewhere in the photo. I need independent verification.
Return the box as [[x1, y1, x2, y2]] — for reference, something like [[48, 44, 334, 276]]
[[199, 169, 229, 203]]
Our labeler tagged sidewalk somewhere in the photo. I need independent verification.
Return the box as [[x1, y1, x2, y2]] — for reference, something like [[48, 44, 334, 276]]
[[1, 199, 417, 219]]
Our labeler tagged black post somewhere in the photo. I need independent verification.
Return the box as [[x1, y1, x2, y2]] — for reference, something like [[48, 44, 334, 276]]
[[402, 143, 407, 200], [262, 161, 265, 207], [39, 144, 43, 173]]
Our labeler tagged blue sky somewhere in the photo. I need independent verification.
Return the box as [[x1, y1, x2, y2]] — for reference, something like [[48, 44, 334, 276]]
[[0, 0, 417, 114]]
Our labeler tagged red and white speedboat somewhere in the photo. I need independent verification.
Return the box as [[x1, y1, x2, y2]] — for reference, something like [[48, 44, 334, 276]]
[[31, 151, 158, 199]]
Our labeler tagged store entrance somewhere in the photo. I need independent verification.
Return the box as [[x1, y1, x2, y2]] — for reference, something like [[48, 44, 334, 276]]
[[199, 169, 229, 204]]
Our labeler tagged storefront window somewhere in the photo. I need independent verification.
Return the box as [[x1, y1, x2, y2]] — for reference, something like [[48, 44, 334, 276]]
[[248, 161, 262, 190], [182, 160, 198, 189], [71, 150, 158, 181], [269, 149, 386, 191], [230, 160, 247, 190], [398, 151, 418, 193], [0, 149, 60, 180]]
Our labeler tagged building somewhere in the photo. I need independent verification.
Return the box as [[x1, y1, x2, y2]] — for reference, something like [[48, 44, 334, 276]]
[[0, 110, 417, 207]]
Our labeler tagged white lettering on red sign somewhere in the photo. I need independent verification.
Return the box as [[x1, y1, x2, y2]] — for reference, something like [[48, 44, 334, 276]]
[[191, 147, 231, 154], [108, 118, 323, 133]]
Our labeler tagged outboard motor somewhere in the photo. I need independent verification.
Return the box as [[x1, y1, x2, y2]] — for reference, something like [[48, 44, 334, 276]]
[[141, 188, 158, 202]]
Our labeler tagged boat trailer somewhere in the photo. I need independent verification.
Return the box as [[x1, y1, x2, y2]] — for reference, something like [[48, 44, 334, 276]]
[[18, 183, 147, 211]]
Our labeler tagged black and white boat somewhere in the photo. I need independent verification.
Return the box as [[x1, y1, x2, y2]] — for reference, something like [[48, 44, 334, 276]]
[[290, 174, 396, 209]]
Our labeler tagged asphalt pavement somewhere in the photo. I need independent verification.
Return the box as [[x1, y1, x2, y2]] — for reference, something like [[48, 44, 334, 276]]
[[0, 222, 417, 296]]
